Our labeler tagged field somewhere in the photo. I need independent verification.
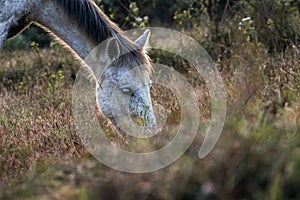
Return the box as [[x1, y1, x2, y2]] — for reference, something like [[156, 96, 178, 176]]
[[1, 1, 300, 199], [0, 35, 299, 199]]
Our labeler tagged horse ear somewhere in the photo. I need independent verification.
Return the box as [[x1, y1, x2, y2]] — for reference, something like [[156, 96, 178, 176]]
[[105, 37, 121, 62], [134, 29, 151, 49]]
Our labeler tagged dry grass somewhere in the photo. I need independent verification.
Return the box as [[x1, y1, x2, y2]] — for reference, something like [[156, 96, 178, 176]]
[[0, 34, 300, 199], [0, 48, 84, 183]]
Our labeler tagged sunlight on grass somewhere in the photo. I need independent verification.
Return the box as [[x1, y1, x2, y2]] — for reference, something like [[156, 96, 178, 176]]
[[1, 0, 300, 198]]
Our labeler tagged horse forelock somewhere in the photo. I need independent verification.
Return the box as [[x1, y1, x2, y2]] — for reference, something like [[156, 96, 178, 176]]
[[114, 36, 153, 75], [55, 0, 152, 75]]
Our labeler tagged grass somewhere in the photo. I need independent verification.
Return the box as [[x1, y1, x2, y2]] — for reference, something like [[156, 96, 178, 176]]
[[0, 47, 83, 183], [0, 32, 300, 199]]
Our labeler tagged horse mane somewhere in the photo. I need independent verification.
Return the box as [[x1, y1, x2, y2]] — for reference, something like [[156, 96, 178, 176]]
[[54, 0, 152, 73]]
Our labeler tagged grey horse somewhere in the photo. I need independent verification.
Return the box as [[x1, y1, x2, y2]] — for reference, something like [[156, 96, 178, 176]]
[[0, 0, 157, 135]]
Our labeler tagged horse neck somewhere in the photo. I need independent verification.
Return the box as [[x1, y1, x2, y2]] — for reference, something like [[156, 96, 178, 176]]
[[34, 0, 99, 59]]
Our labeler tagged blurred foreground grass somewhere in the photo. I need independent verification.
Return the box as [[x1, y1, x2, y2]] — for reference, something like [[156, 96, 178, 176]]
[[0, 39, 300, 199]]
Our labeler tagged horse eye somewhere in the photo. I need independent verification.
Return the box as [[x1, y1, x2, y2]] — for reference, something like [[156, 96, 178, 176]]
[[121, 87, 133, 95]]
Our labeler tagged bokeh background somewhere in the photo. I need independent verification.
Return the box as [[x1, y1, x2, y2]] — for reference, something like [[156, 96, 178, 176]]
[[1, 0, 300, 199]]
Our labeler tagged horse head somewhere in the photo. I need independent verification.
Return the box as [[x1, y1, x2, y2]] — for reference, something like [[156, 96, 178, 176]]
[[95, 30, 157, 136]]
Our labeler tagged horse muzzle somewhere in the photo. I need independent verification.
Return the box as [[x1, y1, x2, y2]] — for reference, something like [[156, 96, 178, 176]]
[[129, 89, 157, 131]]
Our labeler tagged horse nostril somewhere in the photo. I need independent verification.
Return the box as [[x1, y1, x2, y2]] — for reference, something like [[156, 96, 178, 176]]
[[131, 113, 138, 117]]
